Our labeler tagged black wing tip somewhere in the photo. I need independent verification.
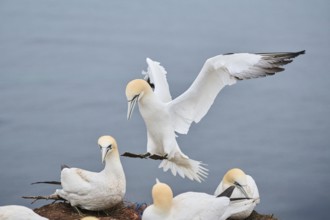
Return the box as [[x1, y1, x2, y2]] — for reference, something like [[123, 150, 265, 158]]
[[223, 50, 305, 58], [297, 50, 306, 55], [61, 164, 70, 170], [216, 185, 235, 198], [31, 181, 61, 185], [289, 50, 305, 58], [144, 76, 155, 89], [223, 52, 234, 56], [267, 50, 305, 58]]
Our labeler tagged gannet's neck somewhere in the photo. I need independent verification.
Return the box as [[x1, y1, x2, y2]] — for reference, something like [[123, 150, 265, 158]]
[[139, 89, 167, 121], [155, 199, 172, 212], [139, 90, 162, 106], [103, 150, 124, 176]]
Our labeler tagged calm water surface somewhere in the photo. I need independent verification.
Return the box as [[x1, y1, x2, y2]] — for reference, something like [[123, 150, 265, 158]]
[[0, 1, 329, 219]]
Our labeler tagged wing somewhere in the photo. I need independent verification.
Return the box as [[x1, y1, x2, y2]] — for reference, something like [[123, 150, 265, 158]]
[[173, 192, 229, 220], [60, 168, 95, 194], [142, 58, 172, 102], [217, 185, 235, 198], [214, 180, 224, 196], [169, 51, 305, 134], [224, 199, 256, 219], [61, 164, 70, 170]]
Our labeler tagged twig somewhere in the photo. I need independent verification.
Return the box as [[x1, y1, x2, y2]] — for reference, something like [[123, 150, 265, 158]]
[[22, 194, 65, 204]]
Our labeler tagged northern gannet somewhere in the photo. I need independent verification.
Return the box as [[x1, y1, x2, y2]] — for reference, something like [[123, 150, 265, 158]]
[[0, 205, 48, 220], [142, 179, 256, 220], [28, 136, 126, 211], [214, 168, 260, 219], [123, 51, 305, 182]]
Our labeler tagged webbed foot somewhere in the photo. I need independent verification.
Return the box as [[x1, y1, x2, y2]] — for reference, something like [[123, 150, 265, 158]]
[[121, 152, 151, 159], [149, 154, 168, 160]]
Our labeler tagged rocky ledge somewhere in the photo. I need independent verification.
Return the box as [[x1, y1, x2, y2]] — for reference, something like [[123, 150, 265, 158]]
[[33, 202, 278, 220]]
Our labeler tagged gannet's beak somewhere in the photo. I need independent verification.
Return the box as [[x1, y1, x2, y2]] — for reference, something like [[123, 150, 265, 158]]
[[234, 181, 250, 199], [127, 95, 139, 120], [101, 147, 109, 164]]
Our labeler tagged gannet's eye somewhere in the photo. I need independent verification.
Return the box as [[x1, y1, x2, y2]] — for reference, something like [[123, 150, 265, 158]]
[[107, 145, 112, 151], [234, 181, 243, 187], [129, 94, 139, 102], [99, 145, 102, 150]]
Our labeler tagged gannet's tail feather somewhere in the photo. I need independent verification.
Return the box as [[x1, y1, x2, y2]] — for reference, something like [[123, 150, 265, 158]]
[[159, 157, 208, 182]]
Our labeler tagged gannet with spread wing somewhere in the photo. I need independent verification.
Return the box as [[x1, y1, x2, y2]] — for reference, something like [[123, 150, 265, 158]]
[[214, 168, 260, 219], [123, 51, 305, 182]]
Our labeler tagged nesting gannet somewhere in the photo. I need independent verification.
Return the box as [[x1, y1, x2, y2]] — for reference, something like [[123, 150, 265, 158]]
[[29, 136, 126, 211], [0, 205, 48, 220], [142, 179, 256, 220], [56, 135, 126, 210], [214, 168, 260, 219], [123, 51, 305, 182]]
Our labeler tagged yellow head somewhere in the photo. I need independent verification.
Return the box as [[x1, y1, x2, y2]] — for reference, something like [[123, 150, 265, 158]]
[[125, 79, 152, 119], [223, 168, 250, 198], [152, 179, 173, 211], [97, 135, 118, 164], [223, 168, 247, 186], [125, 79, 151, 99]]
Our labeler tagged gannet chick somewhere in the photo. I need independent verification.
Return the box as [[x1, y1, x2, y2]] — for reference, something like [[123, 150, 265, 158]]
[[214, 168, 260, 219], [0, 205, 48, 220], [53, 135, 126, 211], [124, 51, 305, 182], [142, 179, 255, 220]]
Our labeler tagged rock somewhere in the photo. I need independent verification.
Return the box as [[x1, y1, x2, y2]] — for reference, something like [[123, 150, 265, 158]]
[[34, 202, 140, 220], [34, 202, 277, 220], [243, 210, 278, 220]]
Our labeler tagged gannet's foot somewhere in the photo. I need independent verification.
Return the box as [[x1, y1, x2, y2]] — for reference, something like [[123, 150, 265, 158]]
[[22, 194, 64, 204], [72, 206, 85, 217], [121, 152, 151, 159], [149, 154, 168, 160]]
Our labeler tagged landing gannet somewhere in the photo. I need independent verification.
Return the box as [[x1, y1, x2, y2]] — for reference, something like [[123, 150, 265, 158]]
[[29, 136, 126, 211], [123, 51, 305, 182], [214, 168, 260, 219], [142, 179, 256, 220], [0, 205, 48, 220]]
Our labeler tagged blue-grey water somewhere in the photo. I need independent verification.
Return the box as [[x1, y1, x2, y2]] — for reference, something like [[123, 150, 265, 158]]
[[1, 1, 329, 219]]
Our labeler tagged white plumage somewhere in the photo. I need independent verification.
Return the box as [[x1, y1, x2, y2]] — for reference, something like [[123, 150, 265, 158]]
[[125, 51, 304, 182], [214, 168, 260, 219], [54, 135, 126, 211], [142, 179, 256, 220], [0, 205, 48, 220]]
